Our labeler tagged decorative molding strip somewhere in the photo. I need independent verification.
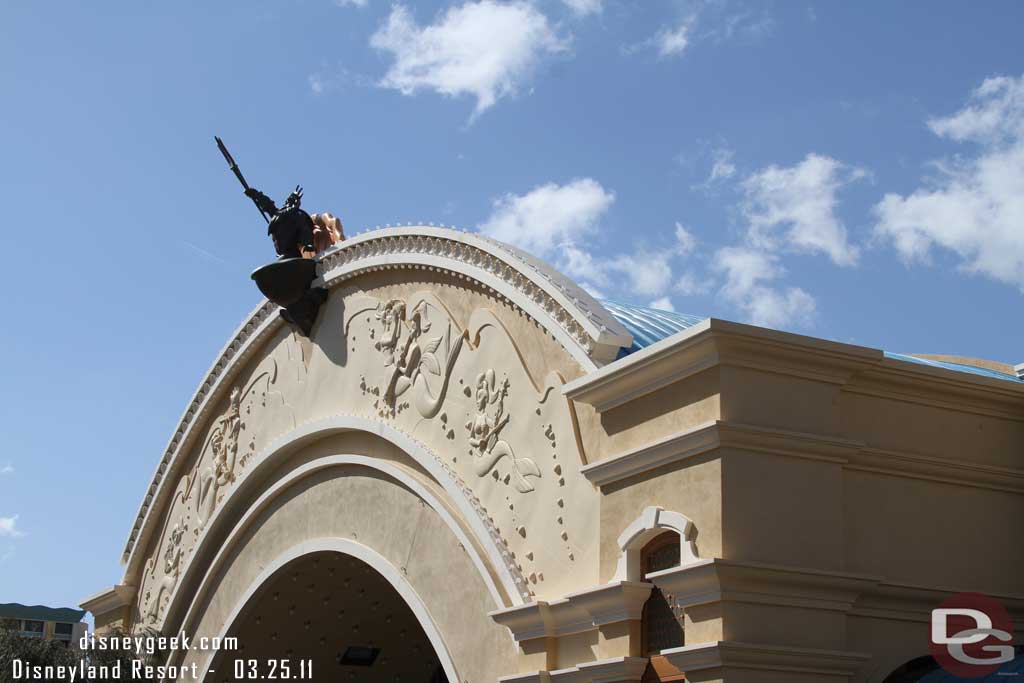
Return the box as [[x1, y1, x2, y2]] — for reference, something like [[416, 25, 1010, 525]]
[[581, 420, 1024, 493], [121, 226, 632, 569], [318, 228, 631, 366], [490, 581, 653, 641], [850, 579, 1024, 626], [498, 657, 649, 683], [564, 319, 881, 413], [565, 317, 1024, 419], [646, 559, 881, 615], [660, 641, 871, 678], [613, 506, 699, 582], [580, 421, 856, 488], [80, 584, 135, 617]]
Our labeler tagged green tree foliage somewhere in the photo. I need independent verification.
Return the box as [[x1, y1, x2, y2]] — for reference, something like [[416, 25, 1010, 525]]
[[0, 622, 163, 683]]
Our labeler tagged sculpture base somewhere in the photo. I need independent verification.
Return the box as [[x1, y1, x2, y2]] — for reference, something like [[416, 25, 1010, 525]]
[[279, 287, 329, 337], [251, 258, 328, 338]]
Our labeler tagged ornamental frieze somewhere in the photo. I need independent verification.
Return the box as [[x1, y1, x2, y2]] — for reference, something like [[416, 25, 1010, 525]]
[[136, 284, 598, 627]]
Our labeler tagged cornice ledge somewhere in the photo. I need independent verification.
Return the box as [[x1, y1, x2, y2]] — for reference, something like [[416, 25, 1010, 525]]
[[490, 582, 654, 641], [581, 421, 860, 488], [564, 581, 654, 625], [80, 584, 135, 617], [647, 559, 881, 613], [576, 656, 650, 683], [121, 299, 279, 566], [847, 364, 1024, 421], [563, 320, 715, 412], [581, 421, 720, 487], [500, 657, 649, 683], [317, 227, 632, 367], [661, 641, 871, 677], [565, 318, 883, 413], [850, 580, 1024, 624], [848, 445, 1024, 493]]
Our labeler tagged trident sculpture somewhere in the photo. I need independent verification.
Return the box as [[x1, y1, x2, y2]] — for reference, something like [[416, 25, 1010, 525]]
[[215, 136, 342, 336]]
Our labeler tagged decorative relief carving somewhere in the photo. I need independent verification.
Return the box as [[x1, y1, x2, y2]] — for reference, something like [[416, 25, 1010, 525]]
[[466, 369, 540, 493], [369, 298, 464, 418], [144, 518, 186, 624], [190, 362, 281, 530]]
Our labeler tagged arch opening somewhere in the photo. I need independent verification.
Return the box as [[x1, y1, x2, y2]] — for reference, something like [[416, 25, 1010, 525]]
[[207, 550, 453, 683]]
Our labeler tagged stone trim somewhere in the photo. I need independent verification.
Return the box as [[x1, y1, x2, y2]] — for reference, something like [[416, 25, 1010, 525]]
[[155, 423, 533, 639], [79, 584, 134, 617], [490, 581, 653, 641], [580, 420, 1024, 493], [564, 317, 1024, 417], [120, 226, 631, 568], [660, 641, 871, 678], [563, 319, 880, 413], [613, 506, 699, 582], [498, 657, 649, 683], [646, 559, 881, 615], [318, 228, 631, 364]]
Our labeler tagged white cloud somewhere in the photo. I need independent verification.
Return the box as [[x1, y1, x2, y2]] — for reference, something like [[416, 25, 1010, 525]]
[[675, 270, 710, 296], [482, 184, 702, 305], [649, 296, 675, 311], [562, 0, 601, 17], [0, 515, 24, 538], [0, 463, 12, 475], [655, 22, 691, 58], [480, 178, 614, 256], [708, 147, 737, 183], [370, 1, 567, 117], [712, 246, 815, 328], [335, 0, 368, 6], [742, 153, 862, 266], [927, 76, 1024, 144], [674, 222, 698, 255], [875, 75, 1024, 290]]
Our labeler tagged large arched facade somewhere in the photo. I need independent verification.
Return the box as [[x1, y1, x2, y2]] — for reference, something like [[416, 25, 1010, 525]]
[[83, 227, 1023, 682]]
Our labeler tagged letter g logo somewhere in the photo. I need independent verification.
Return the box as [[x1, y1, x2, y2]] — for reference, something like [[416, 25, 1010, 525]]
[[929, 593, 1017, 677]]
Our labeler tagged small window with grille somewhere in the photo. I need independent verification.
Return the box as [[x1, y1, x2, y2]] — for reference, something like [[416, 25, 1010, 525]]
[[640, 532, 683, 655]]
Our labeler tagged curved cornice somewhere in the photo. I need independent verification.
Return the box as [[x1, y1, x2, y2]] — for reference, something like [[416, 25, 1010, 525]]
[[317, 227, 631, 365], [121, 227, 627, 572]]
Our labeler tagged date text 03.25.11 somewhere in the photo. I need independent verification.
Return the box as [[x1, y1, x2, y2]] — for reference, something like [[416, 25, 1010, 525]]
[[229, 658, 314, 679]]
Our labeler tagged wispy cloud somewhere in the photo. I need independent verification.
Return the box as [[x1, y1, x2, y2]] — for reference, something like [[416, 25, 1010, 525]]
[[370, 1, 568, 118], [0, 515, 24, 538], [629, 2, 775, 60], [0, 463, 12, 475], [875, 74, 1024, 290], [334, 0, 368, 6], [562, 0, 602, 17]]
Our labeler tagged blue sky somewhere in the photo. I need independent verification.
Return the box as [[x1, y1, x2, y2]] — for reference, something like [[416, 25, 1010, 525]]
[[1, 0, 1022, 611]]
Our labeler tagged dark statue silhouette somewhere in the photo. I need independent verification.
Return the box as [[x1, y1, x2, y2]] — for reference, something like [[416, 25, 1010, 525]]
[[215, 137, 331, 337]]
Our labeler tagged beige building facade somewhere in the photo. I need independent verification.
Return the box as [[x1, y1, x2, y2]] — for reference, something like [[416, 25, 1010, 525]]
[[83, 227, 1023, 682]]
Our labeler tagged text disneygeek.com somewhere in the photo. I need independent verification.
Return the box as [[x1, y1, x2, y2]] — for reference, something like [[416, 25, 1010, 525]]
[[9, 631, 238, 681]]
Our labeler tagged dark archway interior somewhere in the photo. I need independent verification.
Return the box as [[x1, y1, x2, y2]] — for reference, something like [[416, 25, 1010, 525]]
[[208, 551, 450, 682]]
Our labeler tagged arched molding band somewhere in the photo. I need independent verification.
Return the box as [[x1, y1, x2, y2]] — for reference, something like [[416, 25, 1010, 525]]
[[152, 420, 531, 636], [190, 538, 461, 683], [121, 226, 631, 567], [613, 506, 700, 582]]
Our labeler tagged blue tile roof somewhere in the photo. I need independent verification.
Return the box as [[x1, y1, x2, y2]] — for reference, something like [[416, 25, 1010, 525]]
[[600, 300, 1021, 383], [599, 300, 706, 357]]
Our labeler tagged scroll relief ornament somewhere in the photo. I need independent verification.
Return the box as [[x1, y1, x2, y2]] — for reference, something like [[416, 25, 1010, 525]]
[[144, 519, 186, 624], [189, 361, 281, 532], [370, 299, 464, 418], [467, 369, 541, 493]]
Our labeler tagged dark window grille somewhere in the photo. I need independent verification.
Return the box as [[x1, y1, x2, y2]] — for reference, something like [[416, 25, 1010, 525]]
[[641, 533, 683, 655]]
